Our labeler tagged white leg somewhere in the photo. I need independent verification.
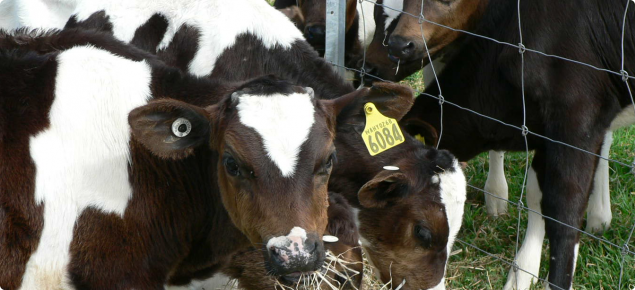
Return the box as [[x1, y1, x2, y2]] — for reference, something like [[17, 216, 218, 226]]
[[586, 131, 613, 234], [484, 151, 509, 217], [504, 168, 544, 290]]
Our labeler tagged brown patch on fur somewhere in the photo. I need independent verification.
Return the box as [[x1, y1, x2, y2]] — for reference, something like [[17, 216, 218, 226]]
[[0, 47, 58, 289]]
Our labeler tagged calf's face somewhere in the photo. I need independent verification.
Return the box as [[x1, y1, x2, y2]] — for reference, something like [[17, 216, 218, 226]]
[[329, 86, 466, 289], [294, 0, 357, 50], [386, 0, 487, 63], [128, 77, 411, 279], [128, 77, 353, 277], [356, 150, 465, 290]]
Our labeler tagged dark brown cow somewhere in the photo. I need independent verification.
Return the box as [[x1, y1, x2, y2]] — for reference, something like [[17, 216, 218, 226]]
[[0, 29, 415, 289]]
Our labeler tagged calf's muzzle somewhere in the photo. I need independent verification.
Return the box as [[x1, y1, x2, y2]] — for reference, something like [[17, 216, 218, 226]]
[[264, 227, 325, 281]]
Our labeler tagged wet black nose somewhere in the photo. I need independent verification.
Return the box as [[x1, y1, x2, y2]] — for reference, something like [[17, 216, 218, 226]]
[[388, 35, 416, 61], [304, 24, 326, 45], [266, 235, 325, 277]]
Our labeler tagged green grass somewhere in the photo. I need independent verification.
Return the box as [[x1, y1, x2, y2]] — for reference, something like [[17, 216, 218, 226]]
[[402, 73, 635, 289]]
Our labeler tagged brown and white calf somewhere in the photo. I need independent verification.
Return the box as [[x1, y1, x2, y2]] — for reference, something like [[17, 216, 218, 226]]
[[205, 85, 467, 290], [0, 29, 397, 289]]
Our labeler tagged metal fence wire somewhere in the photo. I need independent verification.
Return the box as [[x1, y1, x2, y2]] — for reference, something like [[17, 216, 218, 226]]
[[326, 0, 635, 289]]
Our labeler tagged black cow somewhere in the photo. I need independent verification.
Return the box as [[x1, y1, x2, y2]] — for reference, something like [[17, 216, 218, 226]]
[[403, 1, 635, 289]]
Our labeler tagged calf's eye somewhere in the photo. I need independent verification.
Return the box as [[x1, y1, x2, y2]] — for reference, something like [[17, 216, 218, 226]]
[[414, 224, 433, 248], [224, 156, 240, 177]]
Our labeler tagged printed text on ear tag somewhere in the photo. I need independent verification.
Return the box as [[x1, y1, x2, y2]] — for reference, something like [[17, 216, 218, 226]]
[[362, 103, 404, 156]]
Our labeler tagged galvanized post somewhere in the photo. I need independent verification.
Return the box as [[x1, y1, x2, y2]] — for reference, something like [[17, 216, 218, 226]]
[[325, 0, 346, 77]]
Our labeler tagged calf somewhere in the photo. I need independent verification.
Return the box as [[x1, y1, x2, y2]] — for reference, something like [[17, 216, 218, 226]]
[[273, 0, 374, 60], [0, 29, 409, 289], [362, 0, 615, 230], [52, 0, 354, 101], [212, 87, 468, 290], [402, 1, 635, 289]]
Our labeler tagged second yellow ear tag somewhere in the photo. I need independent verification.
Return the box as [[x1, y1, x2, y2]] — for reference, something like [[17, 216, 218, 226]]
[[362, 103, 405, 156]]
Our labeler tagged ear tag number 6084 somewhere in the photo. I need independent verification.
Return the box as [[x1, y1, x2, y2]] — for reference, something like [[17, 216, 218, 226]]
[[361, 102, 405, 156]]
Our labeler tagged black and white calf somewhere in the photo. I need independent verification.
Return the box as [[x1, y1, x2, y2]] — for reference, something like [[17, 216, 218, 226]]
[[0, 29, 406, 289], [402, 0, 635, 289]]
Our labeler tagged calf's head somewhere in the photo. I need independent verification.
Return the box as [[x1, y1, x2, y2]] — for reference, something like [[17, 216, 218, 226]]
[[357, 149, 465, 290], [386, 0, 487, 63], [127, 76, 401, 278], [294, 0, 358, 50], [328, 83, 466, 289]]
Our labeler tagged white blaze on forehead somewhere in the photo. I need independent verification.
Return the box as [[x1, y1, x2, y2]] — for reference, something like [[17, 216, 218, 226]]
[[21, 45, 151, 290], [383, 0, 403, 31], [236, 92, 316, 177], [436, 159, 467, 288], [357, 0, 377, 47]]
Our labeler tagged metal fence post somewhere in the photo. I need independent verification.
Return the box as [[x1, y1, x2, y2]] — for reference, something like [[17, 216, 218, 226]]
[[325, 0, 346, 77]]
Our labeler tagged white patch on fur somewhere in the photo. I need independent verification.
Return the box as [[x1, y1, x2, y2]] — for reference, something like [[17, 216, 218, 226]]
[[484, 150, 509, 217], [428, 278, 446, 290], [0, 0, 20, 30], [572, 243, 579, 279], [609, 104, 635, 130], [236, 92, 315, 177], [436, 159, 467, 288], [382, 0, 403, 31], [356, 0, 376, 47], [166, 274, 234, 290], [8, 0, 76, 29], [267, 226, 308, 249], [504, 168, 544, 290], [586, 132, 613, 233], [69, 0, 303, 76], [20, 46, 151, 290]]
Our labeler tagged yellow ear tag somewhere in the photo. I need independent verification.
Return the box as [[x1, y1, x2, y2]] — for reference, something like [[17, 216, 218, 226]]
[[414, 134, 426, 144], [362, 103, 405, 156]]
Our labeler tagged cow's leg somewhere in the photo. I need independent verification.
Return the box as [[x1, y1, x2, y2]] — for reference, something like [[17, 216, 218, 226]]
[[540, 136, 599, 290], [585, 131, 613, 234], [484, 150, 509, 217], [503, 164, 545, 290]]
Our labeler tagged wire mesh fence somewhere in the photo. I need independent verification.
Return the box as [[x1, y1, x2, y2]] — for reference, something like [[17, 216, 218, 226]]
[[326, 0, 635, 288]]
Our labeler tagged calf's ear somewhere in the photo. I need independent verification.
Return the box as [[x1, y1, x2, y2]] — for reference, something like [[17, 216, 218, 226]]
[[324, 82, 414, 121], [358, 170, 410, 208], [362, 82, 415, 121], [401, 118, 439, 146], [128, 99, 210, 160]]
